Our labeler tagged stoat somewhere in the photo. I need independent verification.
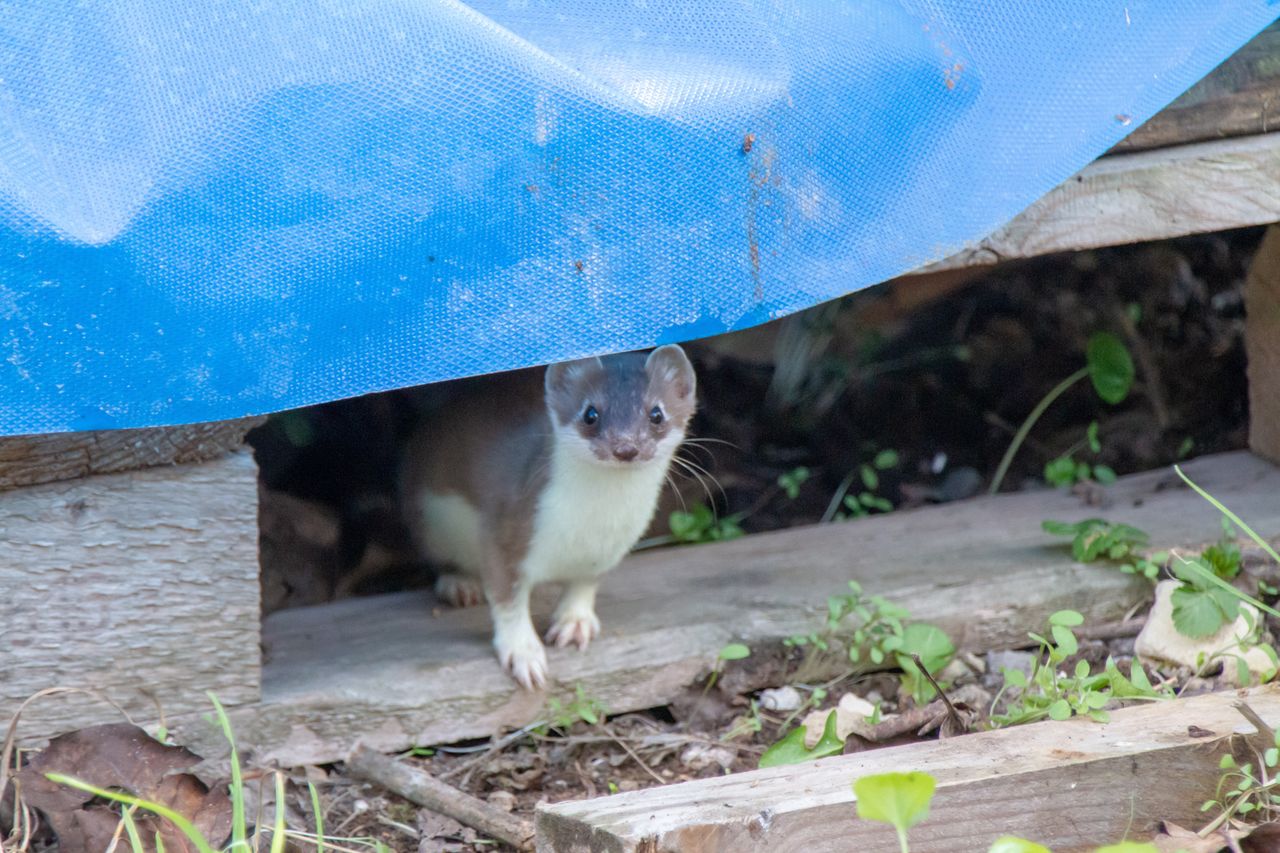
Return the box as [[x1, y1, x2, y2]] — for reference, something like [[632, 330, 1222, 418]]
[[400, 346, 697, 688]]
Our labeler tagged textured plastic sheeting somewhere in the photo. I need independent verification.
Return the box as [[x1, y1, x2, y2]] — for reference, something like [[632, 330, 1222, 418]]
[[0, 2, 1276, 435]]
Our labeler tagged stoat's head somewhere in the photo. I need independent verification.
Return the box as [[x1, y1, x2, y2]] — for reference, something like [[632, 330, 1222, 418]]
[[545, 345, 696, 467]]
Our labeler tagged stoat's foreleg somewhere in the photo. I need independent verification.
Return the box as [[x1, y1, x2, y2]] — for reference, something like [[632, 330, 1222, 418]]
[[546, 580, 601, 650], [488, 576, 548, 690]]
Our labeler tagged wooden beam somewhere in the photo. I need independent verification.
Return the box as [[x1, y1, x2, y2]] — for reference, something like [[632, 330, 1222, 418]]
[[1247, 224, 1280, 463], [168, 451, 1280, 767], [0, 417, 263, 491], [1117, 22, 1280, 153], [536, 686, 1280, 852], [0, 450, 261, 743], [920, 132, 1280, 273]]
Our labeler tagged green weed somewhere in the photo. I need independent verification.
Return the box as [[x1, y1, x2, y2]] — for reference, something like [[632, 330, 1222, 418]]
[[990, 331, 1134, 494], [990, 611, 1167, 727]]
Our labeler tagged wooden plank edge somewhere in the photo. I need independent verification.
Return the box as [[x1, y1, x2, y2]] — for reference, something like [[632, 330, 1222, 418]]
[[536, 686, 1280, 852], [171, 561, 1149, 768], [0, 416, 265, 491], [916, 132, 1280, 275]]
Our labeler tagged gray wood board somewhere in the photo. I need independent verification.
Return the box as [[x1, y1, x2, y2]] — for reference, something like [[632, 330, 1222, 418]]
[[922, 132, 1280, 273], [537, 685, 1280, 852], [178, 451, 1278, 767], [0, 417, 262, 491], [2, 450, 261, 743]]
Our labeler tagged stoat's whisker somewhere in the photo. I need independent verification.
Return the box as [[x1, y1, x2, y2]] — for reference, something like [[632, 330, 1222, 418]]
[[671, 455, 726, 507], [682, 436, 741, 450], [668, 457, 714, 506], [664, 471, 688, 512], [678, 439, 718, 466]]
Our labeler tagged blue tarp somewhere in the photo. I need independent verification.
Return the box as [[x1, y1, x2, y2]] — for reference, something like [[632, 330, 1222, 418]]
[[1, 1, 1276, 436]]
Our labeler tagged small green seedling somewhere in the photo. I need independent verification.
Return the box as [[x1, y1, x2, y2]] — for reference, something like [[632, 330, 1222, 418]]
[[853, 771, 936, 853], [668, 503, 745, 544], [988, 839, 1051, 853], [1041, 517, 1165, 580], [991, 611, 1167, 727], [758, 710, 845, 768], [777, 466, 811, 500], [990, 331, 1134, 494], [831, 449, 899, 521], [705, 642, 751, 694], [541, 683, 607, 733], [1044, 421, 1118, 488], [1201, 730, 1280, 834], [784, 581, 954, 702]]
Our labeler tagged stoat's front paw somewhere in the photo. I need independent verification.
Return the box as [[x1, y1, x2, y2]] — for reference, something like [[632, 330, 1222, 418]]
[[546, 609, 601, 651], [494, 627, 548, 690]]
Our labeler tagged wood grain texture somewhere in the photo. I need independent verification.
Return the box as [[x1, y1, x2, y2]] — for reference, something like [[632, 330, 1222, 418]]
[[0, 417, 263, 491], [1247, 225, 1280, 463], [922, 133, 1280, 272], [1117, 22, 1280, 152], [170, 452, 1280, 767], [0, 450, 261, 743], [537, 686, 1280, 852]]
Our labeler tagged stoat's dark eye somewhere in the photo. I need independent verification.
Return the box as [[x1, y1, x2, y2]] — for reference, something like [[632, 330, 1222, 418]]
[[649, 405, 664, 425], [582, 405, 599, 426]]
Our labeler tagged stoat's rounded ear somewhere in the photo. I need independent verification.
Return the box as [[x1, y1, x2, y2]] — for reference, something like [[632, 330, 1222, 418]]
[[645, 344, 695, 401], [545, 355, 604, 396]]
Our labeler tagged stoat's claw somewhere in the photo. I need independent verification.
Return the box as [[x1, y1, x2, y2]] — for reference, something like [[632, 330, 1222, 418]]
[[495, 628, 548, 690], [546, 611, 601, 651], [435, 573, 485, 608]]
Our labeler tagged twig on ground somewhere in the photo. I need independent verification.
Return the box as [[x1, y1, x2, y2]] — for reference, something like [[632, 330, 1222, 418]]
[[345, 744, 534, 852], [909, 653, 964, 737], [599, 725, 666, 786], [1234, 701, 1277, 746]]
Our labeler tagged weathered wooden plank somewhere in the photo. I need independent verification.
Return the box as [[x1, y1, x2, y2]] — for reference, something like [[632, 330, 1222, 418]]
[[537, 686, 1280, 852], [1118, 22, 1280, 152], [922, 133, 1280, 273], [0, 449, 261, 743], [1247, 225, 1280, 463], [0, 417, 263, 491], [170, 451, 1279, 767]]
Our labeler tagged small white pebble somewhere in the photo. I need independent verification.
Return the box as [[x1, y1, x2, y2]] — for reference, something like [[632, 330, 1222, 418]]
[[759, 686, 803, 712]]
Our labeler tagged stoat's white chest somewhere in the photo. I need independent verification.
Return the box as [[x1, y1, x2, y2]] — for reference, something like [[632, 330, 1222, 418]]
[[521, 441, 672, 585]]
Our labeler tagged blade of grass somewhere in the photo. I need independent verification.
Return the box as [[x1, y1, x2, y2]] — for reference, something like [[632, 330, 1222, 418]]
[[271, 772, 287, 853], [1173, 554, 1280, 620], [44, 773, 216, 853], [154, 832, 166, 853], [207, 692, 247, 850], [989, 367, 1089, 494], [120, 806, 147, 853], [1174, 464, 1280, 566], [309, 781, 327, 853]]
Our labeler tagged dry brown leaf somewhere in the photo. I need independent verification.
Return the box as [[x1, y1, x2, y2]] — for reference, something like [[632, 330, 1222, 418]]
[[1150, 820, 1280, 853], [16, 722, 231, 853], [1241, 820, 1280, 852]]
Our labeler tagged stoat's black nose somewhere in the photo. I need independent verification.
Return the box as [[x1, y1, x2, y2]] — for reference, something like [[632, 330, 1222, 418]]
[[612, 443, 639, 461]]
